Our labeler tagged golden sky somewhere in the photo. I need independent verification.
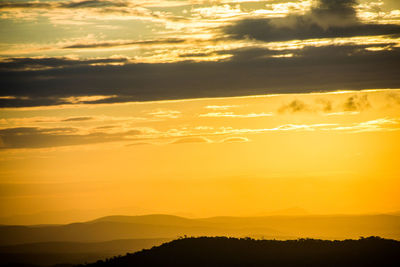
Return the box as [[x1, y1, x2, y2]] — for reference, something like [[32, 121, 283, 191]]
[[1, 0, 400, 223], [1, 89, 400, 220]]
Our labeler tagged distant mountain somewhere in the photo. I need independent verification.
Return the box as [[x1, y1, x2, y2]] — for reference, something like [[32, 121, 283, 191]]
[[82, 236, 400, 267], [0, 238, 170, 267], [91, 215, 201, 227], [1, 214, 399, 246], [255, 207, 310, 216]]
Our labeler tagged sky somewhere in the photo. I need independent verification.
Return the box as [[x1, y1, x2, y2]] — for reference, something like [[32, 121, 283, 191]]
[[0, 0, 400, 223]]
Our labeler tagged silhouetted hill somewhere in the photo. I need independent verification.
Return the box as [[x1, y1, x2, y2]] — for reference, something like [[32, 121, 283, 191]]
[[82, 236, 400, 267], [1, 214, 400, 246]]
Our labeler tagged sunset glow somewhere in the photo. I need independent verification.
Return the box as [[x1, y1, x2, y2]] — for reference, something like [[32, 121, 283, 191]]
[[1, 0, 400, 237]]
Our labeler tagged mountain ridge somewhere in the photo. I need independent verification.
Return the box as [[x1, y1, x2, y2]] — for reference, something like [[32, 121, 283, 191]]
[[1, 214, 399, 246]]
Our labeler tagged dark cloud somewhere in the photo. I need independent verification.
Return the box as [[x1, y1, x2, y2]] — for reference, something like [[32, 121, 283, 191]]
[[0, 127, 141, 149], [0, 2, 52, 9], [179, 52, 214, 58], [64, 39, 185, 49], [61, 117, 93, 122], [0, 57, 129, 71], [224, 0, 400, 42], [0, 0, 127, 10], [343, 95, 371, 111], [1, 44, 400, 108], [59, 0, 128, 9], [278, 95, 372, 114], [278, 100, 309, 113]]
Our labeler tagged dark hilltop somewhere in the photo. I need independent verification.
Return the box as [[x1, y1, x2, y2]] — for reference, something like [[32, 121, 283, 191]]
[[81, 236, 400, 267]]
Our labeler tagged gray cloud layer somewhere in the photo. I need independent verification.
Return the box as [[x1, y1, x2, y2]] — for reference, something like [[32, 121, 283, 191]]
[[0, 57, 129, 71], [63, 38, 185, 49], [1, 44, 399, 107], [0, 127, 141, 148], [0, 0, 128, 9], [224, 0, 400, 42]]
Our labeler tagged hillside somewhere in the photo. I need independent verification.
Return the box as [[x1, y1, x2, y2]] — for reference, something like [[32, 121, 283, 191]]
[[82, 236, 400, 267]]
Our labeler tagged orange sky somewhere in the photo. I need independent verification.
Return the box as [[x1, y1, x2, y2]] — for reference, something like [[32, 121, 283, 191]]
[[1, 89, 399, 222], [1, 0, 400, 224]]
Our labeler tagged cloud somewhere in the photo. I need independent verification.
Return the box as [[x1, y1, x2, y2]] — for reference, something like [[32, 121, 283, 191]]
[[1, 44, 400, 108], [278, 99, 309, 113], [214, 123, 337, 135], [59, 0, 128, 9], [323, 111, 359, 116], [277, 94, 374, 114], [125, 142, 154, 147], [61, 116, 93, 122], [343, 95, 371, 111], [0, 127, 142, 149], [212, 118, 400, 135], [0, 57, 129, 71], [224, 0, 400, 42], [220, 136, 249, 143], [205, 105, 240, 110], [331, 117, 400, 132], [199, 112, 272, 118], [171, 136, 211, 144], [0, 0, 187, 25], [148, 109, 181, 119], [63, 38, 185, 49], [0, 2, 53, 9]]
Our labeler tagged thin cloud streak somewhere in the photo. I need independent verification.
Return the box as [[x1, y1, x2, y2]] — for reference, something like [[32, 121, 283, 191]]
[[199, 112, 273, 118]]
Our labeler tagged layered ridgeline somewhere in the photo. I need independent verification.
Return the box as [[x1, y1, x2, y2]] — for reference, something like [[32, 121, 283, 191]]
[[1, 214, 400, 245], [0, 214, 400, 266], [81, 237, 400, 267]]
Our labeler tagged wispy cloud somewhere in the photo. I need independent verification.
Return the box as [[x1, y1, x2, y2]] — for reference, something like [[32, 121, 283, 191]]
[[60, 95, 119, 104], [0, 126, 141, 149], [331, 118, 400, 132], [171, 136, 212, 144], [199, 112, 272, 118], [0, 0, 188, 25], [2, 114, 399, 149], [148, 109, 182, 119], [205, 105, 240, 110], [219, 136, 249, 143]]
